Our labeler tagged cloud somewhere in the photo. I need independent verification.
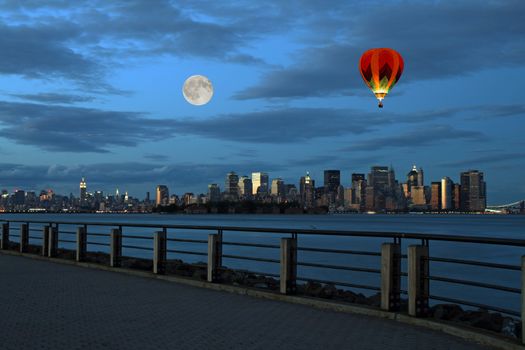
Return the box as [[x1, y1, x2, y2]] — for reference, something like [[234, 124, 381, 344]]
[[342, 125, 487, 152], [173, 107, 378, 143], [9, 93, 95, 104], [0, 101, 178, 153], [439, 152, 525, 168], [234, 0, 525, 100], [0, 22, 101, 81], [143, 154, 170, 161]]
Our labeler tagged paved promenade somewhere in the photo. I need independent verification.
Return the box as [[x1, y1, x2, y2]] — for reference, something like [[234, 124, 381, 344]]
[[0, 254, 492, 350]]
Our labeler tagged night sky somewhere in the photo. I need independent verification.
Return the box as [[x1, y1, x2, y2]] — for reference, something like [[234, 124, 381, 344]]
[[0, 1, 523, 204]]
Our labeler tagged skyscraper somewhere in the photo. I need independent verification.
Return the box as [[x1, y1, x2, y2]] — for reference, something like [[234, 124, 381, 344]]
[[368, 166, 390, 191], [238, 176, 253, 199], [207, 184, 221, 203], [252, 172, 269, 195], [351, 173, 366, 210], [225, 171, 240, 200], [430, 182, 441, 211], [271, 178, 285, 198], [299, 172, 315, 209], [441, 177, 453, 210], [156, 185, 169, 206], [460, 170, 486, 212], [79, 177, 87, 206]]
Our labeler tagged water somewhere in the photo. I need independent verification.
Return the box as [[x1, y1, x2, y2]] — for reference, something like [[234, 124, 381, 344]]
[[2, 213, 524, 314]]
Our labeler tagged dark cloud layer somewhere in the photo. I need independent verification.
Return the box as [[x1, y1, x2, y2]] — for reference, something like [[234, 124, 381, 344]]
[[0, 101, 177, 153], [235, 1, 525, 99], [0, 101, 520, 153], [9, 93, 95, 104], [342, 125, 487, 152]]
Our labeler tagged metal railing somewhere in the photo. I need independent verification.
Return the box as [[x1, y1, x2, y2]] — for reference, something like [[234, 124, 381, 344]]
[[0, 218, 523, 341]]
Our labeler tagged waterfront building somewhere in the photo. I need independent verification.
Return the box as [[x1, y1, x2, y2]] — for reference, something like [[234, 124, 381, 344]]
[[238, 176, 253, 199], [323, 170, 341, 205], [224, 171, 240, 201], [368, 166, 390, 191], [441, 177, 453, 210], [80, 177, 87, 207], [411, 186, 427, 208], [271, 178, 285, 198], [453, 184, 461, 210], [350, 173, 366, 211], [460, 170, 486, 212], [252, 172, 269, 196], [299, 172, 315, 209], [207, 184, 221, 203], [406, 165, 424, 197], [155, 185, 169, 206], [430, 182, 441, 211]]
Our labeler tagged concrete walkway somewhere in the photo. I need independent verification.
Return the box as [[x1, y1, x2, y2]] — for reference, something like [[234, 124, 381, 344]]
[[0, 254, 492, 350]]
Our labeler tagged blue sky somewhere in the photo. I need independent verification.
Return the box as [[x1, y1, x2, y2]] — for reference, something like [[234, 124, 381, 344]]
[[0, 0, 523, 204]]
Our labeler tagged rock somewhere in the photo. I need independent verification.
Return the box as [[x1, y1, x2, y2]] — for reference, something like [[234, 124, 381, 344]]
[[304, 281, 323, 297], [431, 304, 464, 321], [355, 293, 368, 305], [367, 292, 381, 307], [253, 283, 268, 289], [192, 270, 207, 280], [319, 284, 337, 299], [501, 317, 519, 338]]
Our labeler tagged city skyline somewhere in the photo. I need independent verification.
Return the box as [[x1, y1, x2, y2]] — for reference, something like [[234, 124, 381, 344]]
[[0, 1, 523, 204], [0, 163, 518, 206]]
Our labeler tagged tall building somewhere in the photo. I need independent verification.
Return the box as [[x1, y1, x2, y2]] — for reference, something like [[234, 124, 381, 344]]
[[441, 177, 453, 210], [299, 172, 315, 209], [207, 184, 221, 203], [324, 170, 341, 194], [453, 184, 461, 210], [156, 185, 169, 206], [406, 165, 424, 195], [368, 166, 390, 191], [13, 189, 25, 206], [252, 172, 269, 196], [411, 186, 427, 207], [351, 173, 366, 210], [430, 182, 441, 211], [271, 178, 285, 198], [79, 177, 87, 206], [238, 176, 253, 198], [225, 171, 240, 200], [460, 170, 486, 212]]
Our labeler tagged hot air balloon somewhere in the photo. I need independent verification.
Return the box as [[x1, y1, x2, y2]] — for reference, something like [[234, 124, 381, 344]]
[[359, 48, 404, 108]]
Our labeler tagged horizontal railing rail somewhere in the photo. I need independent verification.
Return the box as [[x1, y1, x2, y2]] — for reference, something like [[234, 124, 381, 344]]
[[0, 218, 523, 343]]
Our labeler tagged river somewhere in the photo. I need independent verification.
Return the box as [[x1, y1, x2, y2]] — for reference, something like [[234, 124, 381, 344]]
[[1, 213, 523, 314]]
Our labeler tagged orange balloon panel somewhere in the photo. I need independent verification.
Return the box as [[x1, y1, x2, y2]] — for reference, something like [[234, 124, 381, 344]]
[[359, 48, 404, 107]]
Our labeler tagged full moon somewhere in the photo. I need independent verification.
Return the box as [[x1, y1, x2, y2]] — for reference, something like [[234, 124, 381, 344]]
[[182, 75, 213, 106]]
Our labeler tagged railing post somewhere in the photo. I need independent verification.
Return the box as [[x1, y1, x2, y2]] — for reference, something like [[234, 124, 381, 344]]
[[408, 245, 429, 317], [19, 224, 29, 253], [207, 234, 222, 282], [280, 237, 297, 295], [48, 225, 58, 257], [381, 243, 401, 311], [76, 226, 87, 262], [521, 255, 525, 344], [1, 222, 9, 250], [110, 228, 122, 267], [153, 230, 167, 274], [42, 226, 50, 256]]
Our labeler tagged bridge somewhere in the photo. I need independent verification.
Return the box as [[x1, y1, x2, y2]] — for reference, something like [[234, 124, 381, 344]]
[[486, 200, 525, 214]]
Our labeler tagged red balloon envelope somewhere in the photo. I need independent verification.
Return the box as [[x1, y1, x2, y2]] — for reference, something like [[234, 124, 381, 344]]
[[359, 48, 404, 108]]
